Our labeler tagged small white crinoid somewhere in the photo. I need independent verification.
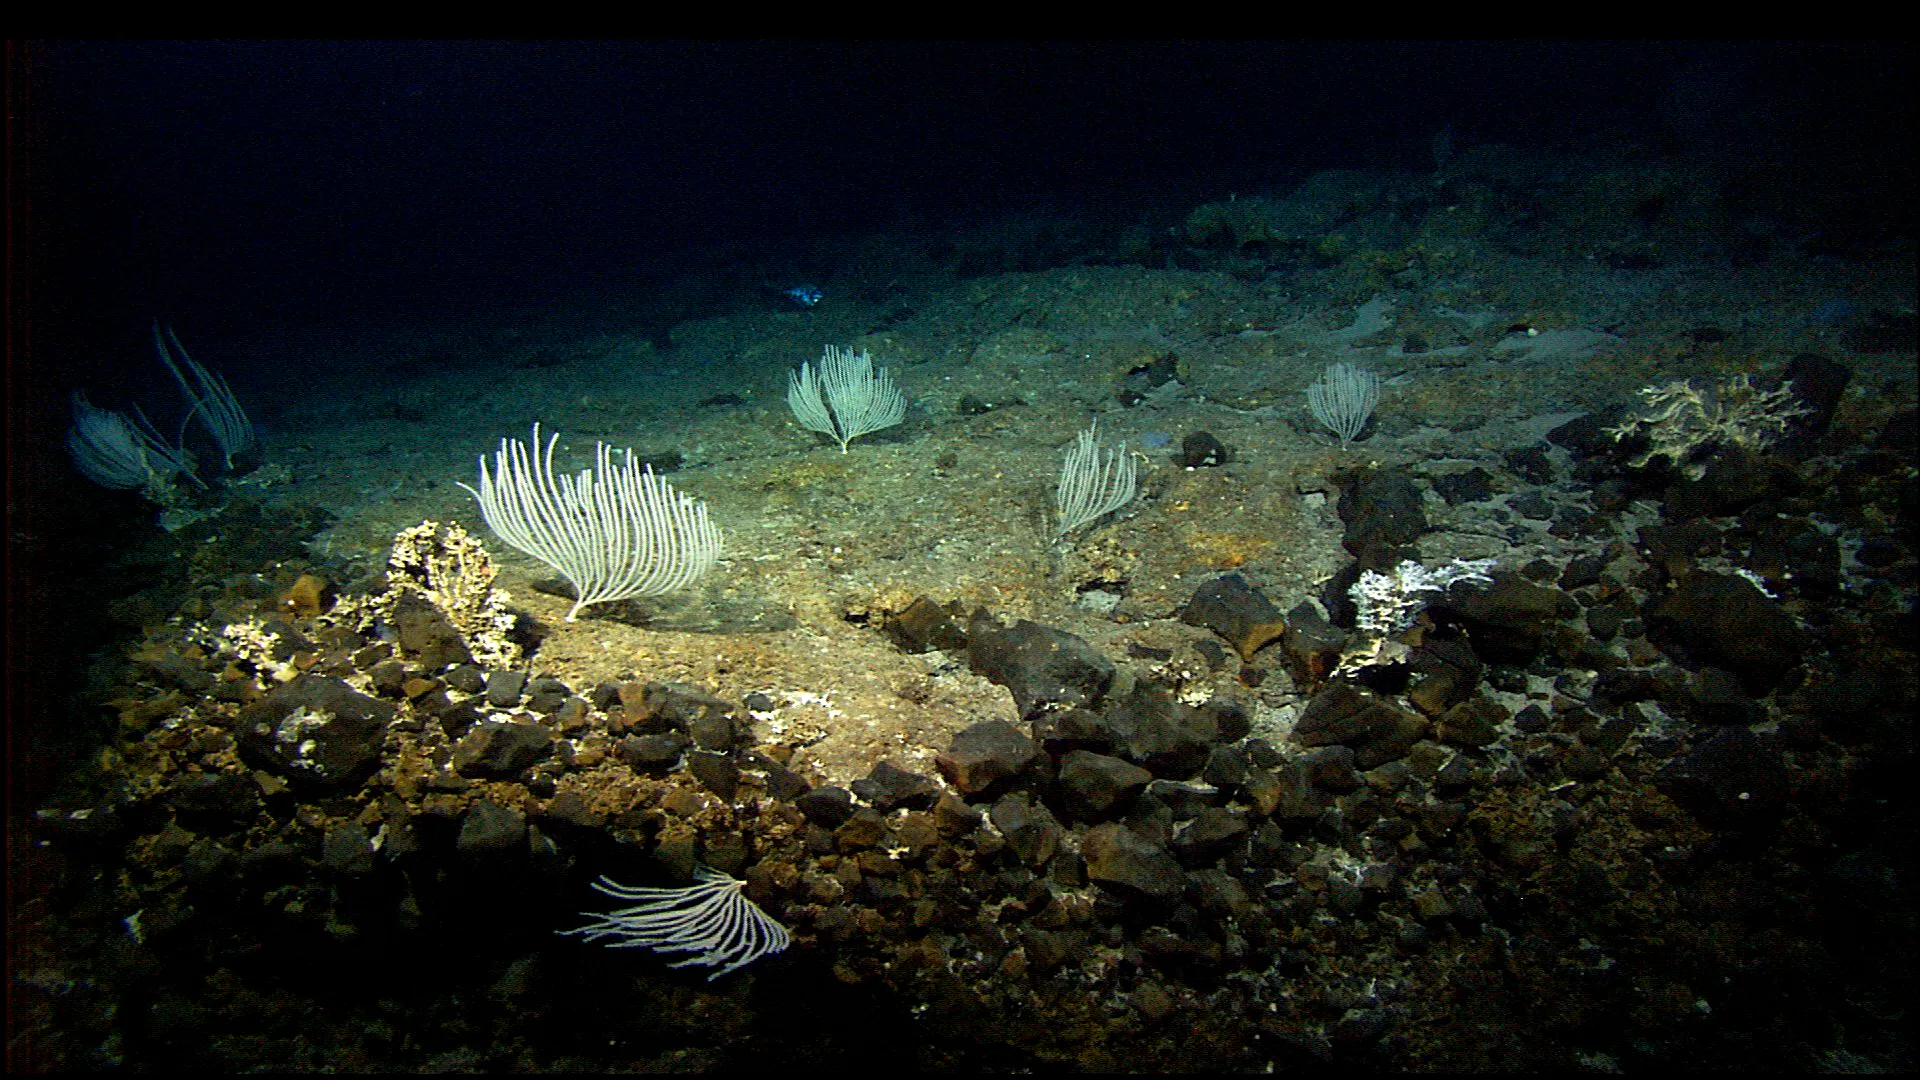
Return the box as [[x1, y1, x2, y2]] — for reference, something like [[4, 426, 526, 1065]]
[[559, 865, 790, 980]]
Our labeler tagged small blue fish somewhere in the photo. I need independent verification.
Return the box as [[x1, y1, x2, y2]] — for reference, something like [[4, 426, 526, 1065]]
[[784, 285, 824, 307]]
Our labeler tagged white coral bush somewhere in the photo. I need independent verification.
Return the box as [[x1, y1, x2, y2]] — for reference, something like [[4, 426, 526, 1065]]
[[1607, 374, 1809, 480], [331, 521, 521, 670], [1351, 558, 1497, 638], [1338, 557, 1496, 673]]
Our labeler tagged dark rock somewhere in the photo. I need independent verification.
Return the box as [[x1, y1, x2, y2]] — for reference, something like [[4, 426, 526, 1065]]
[[170, 773, 261, 831], [1081, 822, 1186, 904], [1203, 696, 1253, 742], [936, 720, 1040, 797], [1201, 745, 1250, 788], [437, 701, 485, 739], [1876, 408, 1917, 457], [762, 764, 813, 802], [685, 751, 740, 800], [409, 687, 455, 717], [1057, 750, 1153, 820], [1654, 728, 1789, 827], [1562, 743, 1611, 781], [1640, 520, 1724, 579], [542, 790, 605, 829], [1585, 606, 1623, 640], [587, 681, 624, 711], [180, 841, 238, 887], [1179, 573, 1288, 661], [1432, 467, 1494, 505], [1244, 762, 1323, 820], [1320, 561, 1363, 628], [1333, 1008, 1396, 1050], [1140, 920, 1226, 970], [1559, 552, 1613, 591], [485, 669, 528, 708], [1856, 536, 1902, 568], [1546, 406, 1632, 462], [1171, 806, 1249, 866], [445, 664, 487, 694], [990, 792, 1062, 867], [1509, 490, 1553, 520], [688, 713, 736, 751], [1031, 708, 1110, 756], [1280, 601, 1348, 689], [1439, 573, 1577, 665], [1800, 671, 1917, 751], [1590, 667, 1661, 704], [855, 761, 939, 811], [834, 807, 888, 851], [525, 687, 570, 715], [1146, 779, 1215, 820], [1102, 685, 1213, 778], [1504, 444, 1555, 484], [628, 682, 736, 728], [1646, 572, 1804, 695], [351, 642, 392, 671], [967, 620, 1115, 718], [1336, 468, 1427, 565], [453, 722, 553, 778], [322, 823, 376, 875], [1194, 638, 1229, 670], [1023, 928, 1074, 973], [1404, 636, 1481, 718], [1297, 745, 1361, 792], [526, 674, 570, 698], [368, 659, 407, 699], [1683, 667, 1765, 726], [615, 731, 688, 769], [257, 617, 314, 659], [885, 597, 970, 653], [1433, 754, 1477, 790], [457, 799, 527, 855], [1781, 353, 1851, 438], [392, 594, 473, 669], [1115, 352, 1179, 406], [1782, 528, 1842, 594], [796, 786, 856, 828], [1840, 310, 1917, 352], [1292, 682, 1429, 769], [235, 676, 395, 791], [1519, 557, 1559, 582], [1665, 446, 1797, 521], [932, 792, 984, 835], [1436, 694, 1509, 747], [1174, 431, 1230, 467], [1189, 867, 1255, 919]]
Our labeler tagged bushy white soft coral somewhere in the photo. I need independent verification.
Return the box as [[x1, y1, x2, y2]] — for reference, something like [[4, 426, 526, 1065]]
[[1351, 558, 1497, 637], [218, 617, 301, 683], [332, 521, 521, 670], [1606, 374, 1809, 480], [1337, 558, 1495, 673]]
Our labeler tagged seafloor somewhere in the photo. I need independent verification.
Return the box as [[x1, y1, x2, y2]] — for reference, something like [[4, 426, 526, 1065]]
[[13, 156, 1917, 1071]]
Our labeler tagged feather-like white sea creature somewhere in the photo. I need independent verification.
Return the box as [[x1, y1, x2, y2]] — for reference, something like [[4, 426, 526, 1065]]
[[559, 865, 790, 980]]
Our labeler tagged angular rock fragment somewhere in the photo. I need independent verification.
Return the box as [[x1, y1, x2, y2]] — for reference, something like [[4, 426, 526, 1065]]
[[1179, 573, 1288, 661], [968, 620, 1116, 718], [936, 720, 1041, 796]]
